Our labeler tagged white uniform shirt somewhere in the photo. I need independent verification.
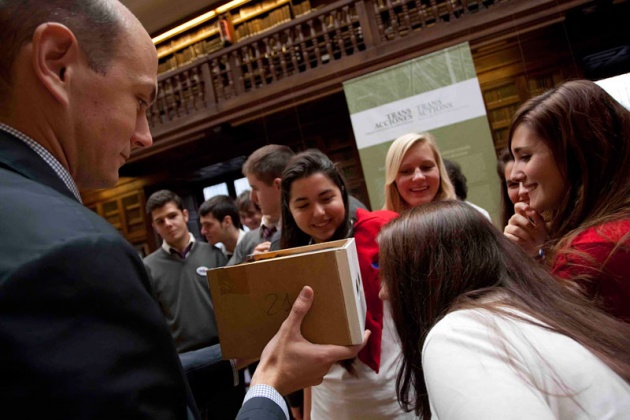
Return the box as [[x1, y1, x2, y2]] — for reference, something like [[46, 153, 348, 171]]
[[423, 308, 630, 419]]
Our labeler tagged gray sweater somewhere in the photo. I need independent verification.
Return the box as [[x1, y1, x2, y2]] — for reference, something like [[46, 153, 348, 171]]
[[144, 241, 227, 352]]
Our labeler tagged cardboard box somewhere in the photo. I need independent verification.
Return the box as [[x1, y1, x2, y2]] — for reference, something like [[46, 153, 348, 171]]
[[207, 238, 366, 359]]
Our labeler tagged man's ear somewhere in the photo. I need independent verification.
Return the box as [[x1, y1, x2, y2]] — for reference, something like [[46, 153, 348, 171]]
[[273, 177, 282, 191], [223, 215, 233, 228], [182, 209, 189, 223], [31, 23, 80, 106]]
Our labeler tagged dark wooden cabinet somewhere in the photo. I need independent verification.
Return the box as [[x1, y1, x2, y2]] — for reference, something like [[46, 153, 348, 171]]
[[473, 25, 579, 153], [83, 180, 155, 256], [481, 71, 565, 151]]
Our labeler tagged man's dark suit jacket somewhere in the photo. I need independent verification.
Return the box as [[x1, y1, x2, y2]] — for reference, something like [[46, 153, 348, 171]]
[[0, 130, 285, 419]]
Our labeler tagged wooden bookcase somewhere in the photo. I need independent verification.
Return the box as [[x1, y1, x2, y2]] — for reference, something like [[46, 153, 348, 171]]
[[472, 25, 579, 153], [84, 182, 155, 257], [482, 72, 563, 151], [87, 191, 148, 240], [156, 0, 314, 74], [373, 0, 492, 41]]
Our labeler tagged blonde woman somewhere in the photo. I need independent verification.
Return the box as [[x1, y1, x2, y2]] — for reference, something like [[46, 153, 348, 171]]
[[384, 133, 456, 212]]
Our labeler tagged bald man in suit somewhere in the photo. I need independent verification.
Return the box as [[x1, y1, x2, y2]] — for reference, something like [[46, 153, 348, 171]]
[[0, 1, 367, 418]]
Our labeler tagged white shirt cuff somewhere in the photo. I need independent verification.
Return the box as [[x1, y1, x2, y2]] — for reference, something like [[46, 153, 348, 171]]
[[243, 384, 289, 420]]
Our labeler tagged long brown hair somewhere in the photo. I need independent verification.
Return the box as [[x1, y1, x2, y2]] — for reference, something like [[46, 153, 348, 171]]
[[379, 200, 630, 418], [508, 80, 630, 252]]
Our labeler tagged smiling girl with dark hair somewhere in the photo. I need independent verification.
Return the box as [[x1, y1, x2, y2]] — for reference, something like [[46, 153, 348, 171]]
[[281, 149, 411, 419]]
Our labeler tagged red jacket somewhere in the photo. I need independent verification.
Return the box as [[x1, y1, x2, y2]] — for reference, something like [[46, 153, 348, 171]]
[[353, 208, 399, 372], [552, 219, 630, 322]]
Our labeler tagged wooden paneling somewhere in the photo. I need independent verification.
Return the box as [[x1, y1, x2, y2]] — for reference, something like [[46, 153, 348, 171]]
[[472, 25, 580, 152], [82, 177, 161, 254]]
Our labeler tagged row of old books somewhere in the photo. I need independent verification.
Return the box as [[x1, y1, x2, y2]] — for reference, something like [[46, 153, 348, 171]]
[[238, 0, 283, 19], [293, 0, 312, 17], [158, 37, 223, 73], [156, 22, 218, 58], [156, 0, 315, 75], [488, 104, 520, 126], [483, 84, 519, 104], [235, 5, 292, 40]]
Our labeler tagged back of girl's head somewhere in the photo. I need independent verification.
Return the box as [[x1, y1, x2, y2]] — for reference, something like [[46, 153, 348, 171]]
[[443, 158, 467, 200], [383, 133, 455, 212], [280, 149, 350, 248], [497, 148, 515, 227], [380, 200, 561, 332], [508, 80, 630, 241], [379, 199, 630, 416], [380, 201, 509, 336], [379, 201, 515, 415]]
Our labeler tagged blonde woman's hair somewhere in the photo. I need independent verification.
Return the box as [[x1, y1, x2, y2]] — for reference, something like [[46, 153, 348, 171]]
[[383, 132, 455, 212]]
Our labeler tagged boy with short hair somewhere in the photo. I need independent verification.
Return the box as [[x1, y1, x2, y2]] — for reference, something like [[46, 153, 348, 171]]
[[199, 195, 246, 263], [229, 145, 294, 265]]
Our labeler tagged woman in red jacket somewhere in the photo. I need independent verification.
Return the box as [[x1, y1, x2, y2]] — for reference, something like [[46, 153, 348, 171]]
[[504, 79, 630, 321]]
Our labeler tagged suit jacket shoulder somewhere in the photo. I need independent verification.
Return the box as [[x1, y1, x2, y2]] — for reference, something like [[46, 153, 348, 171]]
[[0, 161, 127, 279], [0, 136, 194, 418], [0, 130, 75, 200]]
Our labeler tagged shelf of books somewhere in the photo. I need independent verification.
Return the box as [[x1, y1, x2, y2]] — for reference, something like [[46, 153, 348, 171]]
[[481, 71, 563, 151], [233, 0, 292, 40], [156, 0, 314, 74]]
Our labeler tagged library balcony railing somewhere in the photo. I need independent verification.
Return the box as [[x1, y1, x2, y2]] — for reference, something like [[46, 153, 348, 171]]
[[140, 0, 585, 159]]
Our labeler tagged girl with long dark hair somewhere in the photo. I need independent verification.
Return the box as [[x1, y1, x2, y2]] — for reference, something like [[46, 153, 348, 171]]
[[379, 200, 630, 419]]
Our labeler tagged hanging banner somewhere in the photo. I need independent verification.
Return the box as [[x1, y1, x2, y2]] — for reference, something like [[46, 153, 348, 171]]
[[343, 42, 500, 223]]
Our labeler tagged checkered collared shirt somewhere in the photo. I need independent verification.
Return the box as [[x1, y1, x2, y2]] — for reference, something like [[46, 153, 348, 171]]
[[0, 123, 81, 202], [243, 384, 289, 419]]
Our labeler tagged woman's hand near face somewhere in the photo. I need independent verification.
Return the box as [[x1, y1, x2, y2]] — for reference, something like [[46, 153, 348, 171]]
[[504, 202, 548, 257]]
